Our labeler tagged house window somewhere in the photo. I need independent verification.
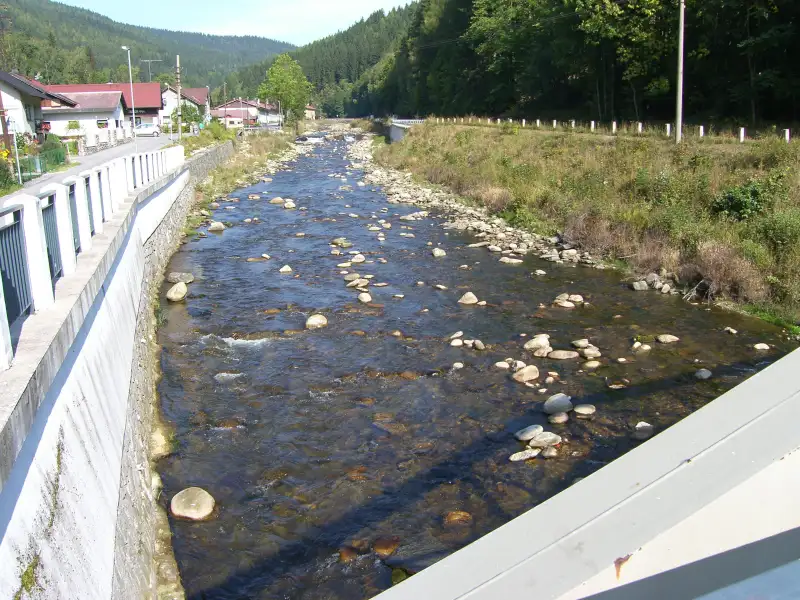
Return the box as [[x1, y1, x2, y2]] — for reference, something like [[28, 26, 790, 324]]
[[97, 120, 109, 129], [24, 104, 34, 122]]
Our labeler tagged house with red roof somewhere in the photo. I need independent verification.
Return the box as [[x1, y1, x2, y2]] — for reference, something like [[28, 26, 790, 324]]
[[0, 71, 75, 147], [211, 98, 279, 128], [159, 85, 210, 126], [41, 90, 126, 137], [44, 82, 163, 127], [304, 104, 317, 120]]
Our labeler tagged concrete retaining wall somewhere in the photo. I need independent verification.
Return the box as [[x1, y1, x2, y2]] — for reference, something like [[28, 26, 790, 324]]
[[0, 142, 234, 599]]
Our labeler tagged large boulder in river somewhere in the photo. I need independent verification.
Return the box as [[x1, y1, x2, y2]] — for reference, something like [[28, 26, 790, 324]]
[[512, 365, 540, 383], [458, 292, 479, 305], [305, 314, 328, 330], [170, 487, 215, 520], [208, 221, 226, 232], [167, 272, 194, 284], [543, 393, 573, 415], [166, 282, 187, 302]]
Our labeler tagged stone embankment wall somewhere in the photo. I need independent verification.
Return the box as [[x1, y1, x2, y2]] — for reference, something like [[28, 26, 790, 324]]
[[0, 142, 233, 600]]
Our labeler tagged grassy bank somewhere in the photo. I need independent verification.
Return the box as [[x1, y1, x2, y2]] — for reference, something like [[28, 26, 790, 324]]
[[185, 133, 291, 235], [376, 123, 800, 327]]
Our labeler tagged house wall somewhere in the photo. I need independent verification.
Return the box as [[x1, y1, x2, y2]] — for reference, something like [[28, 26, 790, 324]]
[[43, 108, 123, 137], [159, 92, 202, 126], [0, 82, 36, 135]]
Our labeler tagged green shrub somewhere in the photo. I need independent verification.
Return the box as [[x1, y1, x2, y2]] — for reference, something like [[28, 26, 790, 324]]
[[41, 134, 65, 153], [0, 159, 15, 188], [712, 169, 788, 221], [752, 209, 800, 257], [499, 121, 519, 136]]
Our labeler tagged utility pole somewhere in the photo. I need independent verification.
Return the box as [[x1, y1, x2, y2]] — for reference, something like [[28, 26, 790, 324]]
[[140, 59, 162, 82], [223, 81, 227, 125], [176, 55, 182, 141], [675, 0, 685, 143]]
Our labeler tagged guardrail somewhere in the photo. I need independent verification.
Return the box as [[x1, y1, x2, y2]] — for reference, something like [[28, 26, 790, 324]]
[[0, 144, 185, 370]]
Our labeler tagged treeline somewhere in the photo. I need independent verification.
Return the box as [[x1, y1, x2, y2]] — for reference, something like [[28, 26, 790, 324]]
[[349, 0, 800, 124], [234, 5, 415, 115], [0, 0, 294, 88]]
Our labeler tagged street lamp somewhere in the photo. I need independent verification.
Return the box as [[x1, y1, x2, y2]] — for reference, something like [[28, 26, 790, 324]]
[[121, 46, 138, 151], [6, 116, 22, 185]]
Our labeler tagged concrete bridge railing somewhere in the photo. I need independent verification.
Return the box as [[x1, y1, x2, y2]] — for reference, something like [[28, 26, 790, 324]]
[[0, 140, 232, 598]]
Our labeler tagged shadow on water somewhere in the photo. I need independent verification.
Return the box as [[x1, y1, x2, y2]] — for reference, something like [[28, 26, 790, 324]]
[[183, 353, 781, 600]]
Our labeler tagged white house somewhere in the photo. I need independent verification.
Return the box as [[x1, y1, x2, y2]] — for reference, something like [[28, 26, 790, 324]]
[[211, 99, 279, 127], [41, 91, 125, 137], [159, 85, 207, 126], [0, 71, 72, 142]]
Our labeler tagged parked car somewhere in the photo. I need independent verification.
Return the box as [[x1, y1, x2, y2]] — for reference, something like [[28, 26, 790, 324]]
[[134, 123, 160, 137]]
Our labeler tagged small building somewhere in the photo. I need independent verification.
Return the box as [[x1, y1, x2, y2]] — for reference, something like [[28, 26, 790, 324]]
[[45, 82, 163, 127], [41, 91, 126, 136], [0, 71, 74, 146], [304, 104, 317, 120], [212, 99, 278, 127], [159, 85, 208, 126]]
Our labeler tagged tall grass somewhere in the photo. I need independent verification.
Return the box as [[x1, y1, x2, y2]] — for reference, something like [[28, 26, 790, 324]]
[[376, 123, 800, 322]]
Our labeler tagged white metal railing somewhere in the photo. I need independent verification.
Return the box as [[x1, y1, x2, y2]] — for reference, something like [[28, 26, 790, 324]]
[[0, 145, 185, 370]]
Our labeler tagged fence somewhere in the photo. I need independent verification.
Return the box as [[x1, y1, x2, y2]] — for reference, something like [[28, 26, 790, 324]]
[[425, 116, 793, 144], [16, 147, 68, 183], [0, 144, 186, 370]]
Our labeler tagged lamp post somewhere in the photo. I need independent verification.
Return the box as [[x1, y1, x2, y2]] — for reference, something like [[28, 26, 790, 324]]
[[6, 116, 22, 185], [121, 45, 138, 152]]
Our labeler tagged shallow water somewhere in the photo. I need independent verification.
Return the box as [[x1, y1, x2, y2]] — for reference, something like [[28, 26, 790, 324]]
[[157, 137, 791, 599]]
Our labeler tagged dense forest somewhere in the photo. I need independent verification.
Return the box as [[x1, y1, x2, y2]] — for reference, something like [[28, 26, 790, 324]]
[[0, 0, 294, 88], [234, 5, 415, 116], [344, 0, 800, 125]]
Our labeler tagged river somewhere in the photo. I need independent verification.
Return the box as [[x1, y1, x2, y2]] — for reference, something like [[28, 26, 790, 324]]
[[156, 132, 790, 599]]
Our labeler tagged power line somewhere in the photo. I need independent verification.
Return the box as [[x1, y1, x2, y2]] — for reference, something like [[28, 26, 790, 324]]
[[140, 59, 163, 82]]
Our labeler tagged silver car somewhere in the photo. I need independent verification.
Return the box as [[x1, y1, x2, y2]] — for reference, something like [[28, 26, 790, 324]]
[[134, 123, 161, 137]]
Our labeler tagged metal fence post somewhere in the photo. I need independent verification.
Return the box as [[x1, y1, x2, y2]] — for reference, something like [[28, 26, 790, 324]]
[[0, 276, 12, 370], [96, 165, 113, 219], [9, 195, 55, 312], [62, 176, 93, 253], [122, 156, 135, 192], [39, 184, 77, 277]]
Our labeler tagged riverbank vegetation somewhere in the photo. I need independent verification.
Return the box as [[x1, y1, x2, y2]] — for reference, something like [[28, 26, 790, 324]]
[[376, 123, 800, 325], [184, 133, 290, 236]]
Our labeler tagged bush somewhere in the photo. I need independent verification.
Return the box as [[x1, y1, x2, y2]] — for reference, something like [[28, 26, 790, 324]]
[[41, 134, 65, 153], [752, 209, 800, 257], [712, 169, 788, 221], [0, 159, 15, 188]]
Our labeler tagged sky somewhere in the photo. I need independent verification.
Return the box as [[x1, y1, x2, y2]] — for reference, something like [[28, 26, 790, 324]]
[[59, 0, 411, 46]]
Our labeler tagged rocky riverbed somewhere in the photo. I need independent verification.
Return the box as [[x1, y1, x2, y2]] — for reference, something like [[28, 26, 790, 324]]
[[155, 130, 792, 599]]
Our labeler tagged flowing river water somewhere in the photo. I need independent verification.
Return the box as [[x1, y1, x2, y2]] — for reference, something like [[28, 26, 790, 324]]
[[156, 134, 791, 599]]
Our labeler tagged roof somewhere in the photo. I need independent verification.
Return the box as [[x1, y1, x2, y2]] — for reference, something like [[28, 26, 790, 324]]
[[182, 87, 209, 106], [45, 82, 162, 109], [0, 71, 76, 105], [306, 105, 316, 110], [43, 91, 124, 113], [214, 99, 277, 112], [162, 85, 205, 108], [210, 108, 251, 119]]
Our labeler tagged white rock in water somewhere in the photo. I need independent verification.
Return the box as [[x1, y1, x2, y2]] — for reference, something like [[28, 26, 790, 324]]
[[514, 424, 544, 441], [208, 221, 226, 232], [695, 368, 712, 380], [432, 248, 447, 258], [754, 343, 770, 351], [352, 254, 366, 263], [458, 292, 479, 305], [450, 339, 464, 347], [548, 350, 580, 360], [512, 365, 540, 383], [494, 361, 511, 370], [279, 265, 293, 274], [499, 257, 523, 265], [568, 295, 584, 303], [358, 293, 372, 303], [573, 404, 596, 417], [548, 412, 569, 424], [657, 334, 680, 344], [555, 300, 575, 309], [534, 270, 547, 276], [724, 327, 738, 335], [305, 314, 328, 330], [283, 201, 296, 209], [167, 272, 194, 284], [571, 339, 590, 349], [512, 360, 527, 371], [509, 448, 541, 462], [170, 487, 215, 520], [633, 421, 654, 440], [528, 431, 562, 448], [543, 393, 573, 415], [523, 335, 551, 351], [270, 197, 284, 204], [166, 282, 188, 302], [474, 340, 486, 351], [584, 361, 601, 369]]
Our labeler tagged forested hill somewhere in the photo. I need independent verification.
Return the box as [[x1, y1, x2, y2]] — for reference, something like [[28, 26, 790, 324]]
[[236, 4, 416, 116], [0, 0, 295, 88], [350, 0, 800, 124]]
